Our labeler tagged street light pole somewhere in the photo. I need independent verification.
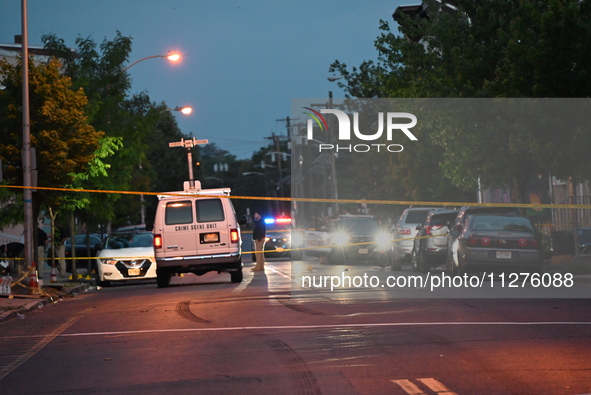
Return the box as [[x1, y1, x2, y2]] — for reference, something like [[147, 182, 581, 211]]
[[119, 52, 181, 74], [21, 0, 34, 269]]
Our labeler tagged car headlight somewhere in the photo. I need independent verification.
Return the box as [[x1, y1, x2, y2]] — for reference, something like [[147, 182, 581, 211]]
[[375, 232, 391, 249], [331, 231, 350, 246], [100, 259, 117, 265], [291, 232, 304, 247]]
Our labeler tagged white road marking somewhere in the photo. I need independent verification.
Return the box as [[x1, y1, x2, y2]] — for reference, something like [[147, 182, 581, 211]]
[[391, 379, 427, 395], [0, 309, 89, 380], [418, 378, 458, 395], [0, 321, 585, 339]]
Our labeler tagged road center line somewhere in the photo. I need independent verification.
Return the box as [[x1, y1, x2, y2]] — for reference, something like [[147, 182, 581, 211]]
[[47, 321, 591, 338]]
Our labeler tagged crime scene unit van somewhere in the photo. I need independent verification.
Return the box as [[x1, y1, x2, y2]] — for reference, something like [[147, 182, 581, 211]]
[[153, 181, 243, 288]]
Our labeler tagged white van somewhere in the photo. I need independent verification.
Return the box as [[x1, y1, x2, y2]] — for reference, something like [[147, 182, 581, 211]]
[[152, 181, 243, 288]]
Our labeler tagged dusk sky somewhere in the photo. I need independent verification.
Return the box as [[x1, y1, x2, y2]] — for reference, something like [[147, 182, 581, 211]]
[[2, 0, 406, 158]]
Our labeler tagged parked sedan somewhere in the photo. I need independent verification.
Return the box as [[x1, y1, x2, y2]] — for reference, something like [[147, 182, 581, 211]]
[[450, 214, 544, 275], [95, 230, 156, 287], [411, 209, 458, 272], [446, 206, 522, 270]]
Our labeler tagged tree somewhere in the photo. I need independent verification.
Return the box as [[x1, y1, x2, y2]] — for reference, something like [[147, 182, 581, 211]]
[[42, 33, 199, 228], [0, 57, 104, 227], [330, 0, 591, 203]]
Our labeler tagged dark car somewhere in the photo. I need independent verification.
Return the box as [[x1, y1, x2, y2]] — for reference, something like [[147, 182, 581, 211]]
[[411, 209, 459, 272], [326, 215, 390, 266], [64, 234, 103, 272], [451, 214, 544, 275], [446, 206, 522, 272]]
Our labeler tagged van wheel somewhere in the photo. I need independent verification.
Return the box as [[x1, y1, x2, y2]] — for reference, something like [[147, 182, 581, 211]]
[[230, 269, 243, 283], [156, 268, 172, 288]]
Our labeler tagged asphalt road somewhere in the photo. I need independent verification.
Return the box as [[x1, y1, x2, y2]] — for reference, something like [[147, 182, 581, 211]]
[[0, 255, 590, 395]]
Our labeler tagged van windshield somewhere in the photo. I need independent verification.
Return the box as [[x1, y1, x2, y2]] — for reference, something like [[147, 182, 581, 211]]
[[165, 200, 193, 225], [196, 199, 225, 222]]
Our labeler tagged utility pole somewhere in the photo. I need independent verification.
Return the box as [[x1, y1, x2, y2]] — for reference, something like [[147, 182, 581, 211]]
[[264, 133, 284, 196], [311, 91, 340, 216], [22, 0, 34, 270], [276, 116, 299, 140]]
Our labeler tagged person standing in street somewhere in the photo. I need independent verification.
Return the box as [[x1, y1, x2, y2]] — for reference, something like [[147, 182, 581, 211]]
[[37, 227, 48, 272], [251, 212, 266, 272]]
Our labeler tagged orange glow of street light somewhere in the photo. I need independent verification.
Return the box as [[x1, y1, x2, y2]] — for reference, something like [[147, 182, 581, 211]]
[[173, 106, 193, 115], [167, 53, 181, 62]]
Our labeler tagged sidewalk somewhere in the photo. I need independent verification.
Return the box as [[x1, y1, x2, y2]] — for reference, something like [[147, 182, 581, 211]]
[[0, 261, 92, 322]]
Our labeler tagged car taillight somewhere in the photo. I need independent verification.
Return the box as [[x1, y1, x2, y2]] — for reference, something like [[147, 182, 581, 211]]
[[230, 229, 239, 243], [468, 235, 478, 245], [154, 234, 162, 249], [398, 227, 411, 235], [425, 225, 443, 235], [519, 238, 538, 248], [481, 237, 491, 246]]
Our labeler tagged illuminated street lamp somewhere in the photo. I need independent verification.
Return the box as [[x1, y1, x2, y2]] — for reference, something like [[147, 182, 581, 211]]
[[172, 106, 192, 115], [120, 51, 181, 73]]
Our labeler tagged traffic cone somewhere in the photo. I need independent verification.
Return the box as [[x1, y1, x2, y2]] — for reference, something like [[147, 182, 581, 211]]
[[28, 261, 40, 294], [50, 263, 58, 283]]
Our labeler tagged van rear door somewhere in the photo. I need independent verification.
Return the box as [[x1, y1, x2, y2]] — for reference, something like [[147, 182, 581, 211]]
[[160, 200, 198, 258], [194, 198, 230, 256]]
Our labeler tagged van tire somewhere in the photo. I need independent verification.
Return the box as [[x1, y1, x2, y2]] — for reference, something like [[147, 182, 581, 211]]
[[156, 268, 172, 288], [230, 269, 243, 283]]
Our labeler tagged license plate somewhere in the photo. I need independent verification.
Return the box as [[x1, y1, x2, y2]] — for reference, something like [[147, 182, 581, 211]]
[[358, 248, 369, 254], [275, 247, 285, 252], [128, 268, 141, 276], [496, 251, 511, 259]]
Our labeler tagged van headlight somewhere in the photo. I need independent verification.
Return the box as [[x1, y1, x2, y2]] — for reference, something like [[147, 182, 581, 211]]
[[331, 231, 350, 246]]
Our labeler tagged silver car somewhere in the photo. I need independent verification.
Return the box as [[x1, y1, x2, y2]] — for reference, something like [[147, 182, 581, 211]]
[[411, 209, 458, 272], [391, 207, 441, 270]]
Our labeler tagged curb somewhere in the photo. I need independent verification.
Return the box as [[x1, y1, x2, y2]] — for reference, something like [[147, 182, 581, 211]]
[[0, 282, 90, 322]]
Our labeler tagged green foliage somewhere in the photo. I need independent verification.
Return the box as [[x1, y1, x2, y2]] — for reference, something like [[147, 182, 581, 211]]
[[0, 57, 104, 227], [330, 0, 591, 203]]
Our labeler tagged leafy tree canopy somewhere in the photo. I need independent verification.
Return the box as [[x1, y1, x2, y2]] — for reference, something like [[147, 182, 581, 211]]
[[330, 0, 591, 203]]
